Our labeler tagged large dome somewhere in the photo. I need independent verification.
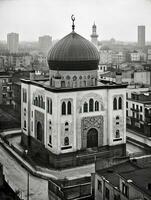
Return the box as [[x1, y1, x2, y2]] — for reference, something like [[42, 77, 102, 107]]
[[47, 31, 100, 71]]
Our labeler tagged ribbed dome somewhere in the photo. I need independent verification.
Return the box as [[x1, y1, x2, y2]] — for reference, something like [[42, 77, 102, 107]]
[[47, 32, 100, 71]]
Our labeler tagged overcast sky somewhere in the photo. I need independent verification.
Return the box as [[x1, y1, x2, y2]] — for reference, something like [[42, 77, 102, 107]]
[[0, 0, 151, 42]]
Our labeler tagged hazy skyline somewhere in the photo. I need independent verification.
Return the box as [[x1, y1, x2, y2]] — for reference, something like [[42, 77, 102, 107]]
[[0, 0, 151, 42]]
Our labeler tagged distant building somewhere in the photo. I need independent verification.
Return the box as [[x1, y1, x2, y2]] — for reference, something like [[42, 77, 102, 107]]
[[138, 25, 145, 48], [7, 33, 19, 53], [112, 51, 126, 64], [147, 48, 151, 61], [38, 35, 52, 55], [0, 53, 32, 70], [126, 90, 151, 136], [99, 47, 112, 64], [0, 57, 4, 71], [121, 69, 134, 84], [134, 70, 151, 86], [90, 23, 99, 47], [95, 160, 151, 200], [0, 72, 12, 105], [130, 50, 141, 62]]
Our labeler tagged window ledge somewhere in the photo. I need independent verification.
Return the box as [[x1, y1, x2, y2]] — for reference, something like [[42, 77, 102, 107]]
[[113, 138, 122, 142], [48, 143, 52, 148], [61, 146, 72, 150]]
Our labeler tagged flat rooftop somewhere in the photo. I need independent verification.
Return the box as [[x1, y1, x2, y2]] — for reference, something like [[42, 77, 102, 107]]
[[21, 78, 127, 93], [120, 167, 151, 196], [96, 161, 139, 187]]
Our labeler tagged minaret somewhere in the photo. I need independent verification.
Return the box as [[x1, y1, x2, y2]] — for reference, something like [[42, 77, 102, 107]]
[[90, 22, 99, 47]]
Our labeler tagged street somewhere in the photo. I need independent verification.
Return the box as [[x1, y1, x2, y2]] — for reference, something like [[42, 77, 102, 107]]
[[0, 145, 49, 200]]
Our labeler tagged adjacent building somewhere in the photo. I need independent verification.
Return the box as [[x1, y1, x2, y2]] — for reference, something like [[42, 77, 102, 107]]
[[130, 50, 141, 62], [95, 160, 151, 200], [126, 90, 151, 136], [0, 72, 13, 105], [7, 33, 19, 53], [134, 70, 151, 86], [138, 25, 145, 48]]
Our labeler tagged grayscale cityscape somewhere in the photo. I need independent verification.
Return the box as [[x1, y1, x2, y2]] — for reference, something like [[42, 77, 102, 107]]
[[0, 0, 151, 199]]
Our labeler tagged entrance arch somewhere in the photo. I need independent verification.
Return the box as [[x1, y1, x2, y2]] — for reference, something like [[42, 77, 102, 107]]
[[87, 128, 98, 148], [37, 121, 43, 142]]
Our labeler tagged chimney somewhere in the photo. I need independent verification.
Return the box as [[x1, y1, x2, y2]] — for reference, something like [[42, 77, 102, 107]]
[[116, 70, 122, 84], [30, 70, 35, 81]]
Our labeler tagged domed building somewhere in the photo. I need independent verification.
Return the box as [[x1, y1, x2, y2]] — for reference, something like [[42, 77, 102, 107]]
[[48, 31, 100, 88], [21, 18, 127, 168]]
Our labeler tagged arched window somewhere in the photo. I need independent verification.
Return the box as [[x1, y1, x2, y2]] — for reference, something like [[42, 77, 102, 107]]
[[113, 98, 117, 110], [118, 97, 122, 109], [35, 97, 38, 106], [83, 102, 88, 112], [64, 137, 69, 146], [38, 96, 40, 107], [95, 101, 99, 111], [65, 122, 69, 126], [50, 99, 52, 114], [66, 75, 70, 80], [61, 81, 65, 87], [89, 98, 94, 112], [116, 116, 119, 120], [65, 121, 69, 131], [116, 130, 120, 138], [40, 96, 43, 108], [62, 102, 66, 115], [49, 135, 52, 144], [67, 101, 71, 115], [24, 120, 26, 128], [49, 120, 51, 129]]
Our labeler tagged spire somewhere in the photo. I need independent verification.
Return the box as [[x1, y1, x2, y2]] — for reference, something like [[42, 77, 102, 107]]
[[93, 21, 96, 28], [71, 15, 75, 31]]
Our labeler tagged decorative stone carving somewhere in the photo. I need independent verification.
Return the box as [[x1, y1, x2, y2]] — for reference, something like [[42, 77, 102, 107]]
[[81, 115, 104, 149], [35, 110, 44, 144]]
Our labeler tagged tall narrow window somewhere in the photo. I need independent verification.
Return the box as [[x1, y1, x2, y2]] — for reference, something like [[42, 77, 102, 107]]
[[95, 101, 99, 111], [83, 102, 88, 112], [23, 89, 27, 103], [50, 99, 52, 114], [113, 98, 117, 110], [24, 120, 26, 129], [67, 101, 71, 114], [62, 102, 66, 115], [116, 130, 120, 138], [118, 97, 122, 109], [89, 98, 94, 112], [38, 96, 40, 107], [64, 137, 69, 146], [49, 135, 52, 144], [47, 98, 50, 113]]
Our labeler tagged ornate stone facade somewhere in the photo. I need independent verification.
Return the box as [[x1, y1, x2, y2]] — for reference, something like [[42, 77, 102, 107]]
[[81, 115, 104, 149], [35, 110, 44, 144]]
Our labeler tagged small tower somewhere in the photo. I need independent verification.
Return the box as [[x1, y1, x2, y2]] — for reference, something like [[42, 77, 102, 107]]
[[91, 23, 99, 47]]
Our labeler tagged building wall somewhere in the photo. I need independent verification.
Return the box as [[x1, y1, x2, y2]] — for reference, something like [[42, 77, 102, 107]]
[[134, 71, 151, 86], [21, 81, 126, 156], [0, 75, 12, 105]]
